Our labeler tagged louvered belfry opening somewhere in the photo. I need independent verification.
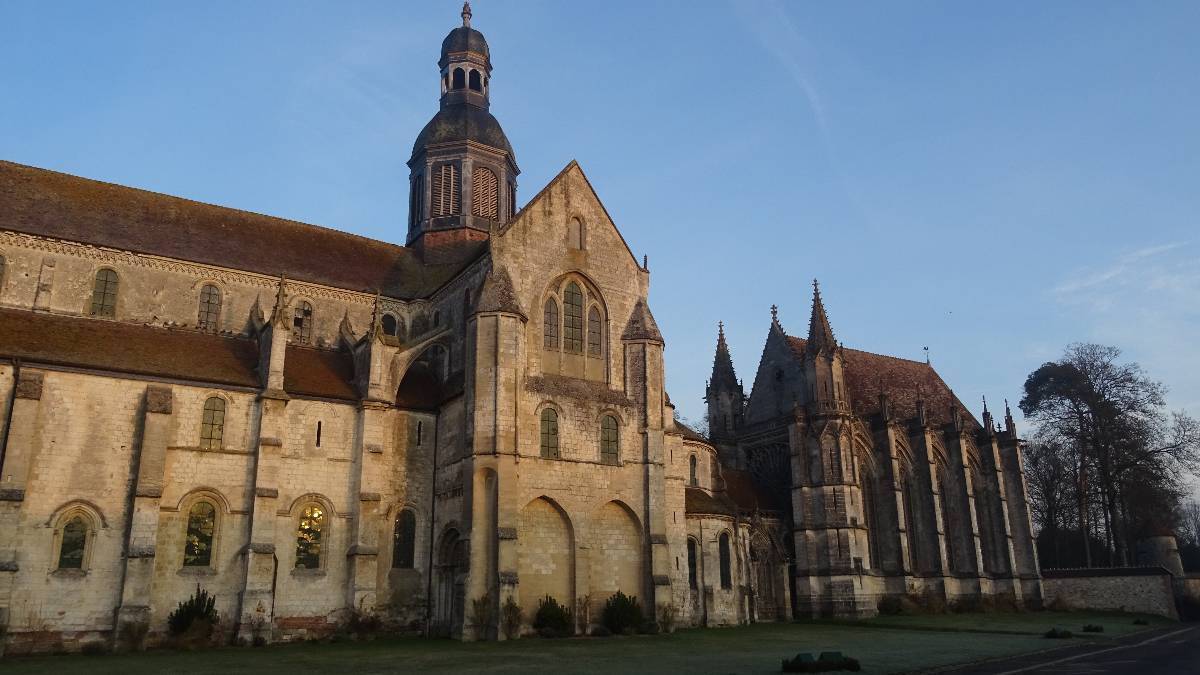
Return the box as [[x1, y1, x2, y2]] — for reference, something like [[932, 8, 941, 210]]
[[431, 163, 461, 216], [472, 166, 499, 219]]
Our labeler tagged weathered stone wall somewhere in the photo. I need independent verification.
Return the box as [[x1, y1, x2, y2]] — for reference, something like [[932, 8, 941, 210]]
[[1042, 568, 1177, 618]]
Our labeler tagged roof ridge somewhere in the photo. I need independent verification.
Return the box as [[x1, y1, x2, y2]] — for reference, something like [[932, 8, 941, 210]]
[[784, 332, 932, 367]]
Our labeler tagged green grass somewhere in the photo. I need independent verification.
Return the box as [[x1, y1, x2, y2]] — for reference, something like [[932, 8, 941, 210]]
[[0, 612, 1171, 675], [859, 610, 1174, 638]]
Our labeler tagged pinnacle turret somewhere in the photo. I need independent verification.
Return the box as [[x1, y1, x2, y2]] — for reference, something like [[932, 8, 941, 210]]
[[710, 322, 739, 392], [806, 279, 837, 355]]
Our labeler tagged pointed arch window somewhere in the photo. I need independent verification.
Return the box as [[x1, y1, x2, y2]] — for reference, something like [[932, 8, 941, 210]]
[[718, 532, 732, 589], [452, 67, 465, 89], [393, 510, 416, 569], [90, 268, 118, 317], [472, 166, 499, 219], [543, 298, 559, 349], [937, 468, 957, 573], [200, 397, 226, 449], [689, 455, 699, 487], [563, 282, 584, 353], [295, 503, 325, 569], [687, 538, 698, 589], [57, 515, 89, 569], [293, 301, 313, 344], [197, 284, 221, 332], [600, 415, 619, 464], [431, 164, 461, 216], [587, 307, 602, 357], [183, 501, 217, 567], [539, 408, 560, 459]]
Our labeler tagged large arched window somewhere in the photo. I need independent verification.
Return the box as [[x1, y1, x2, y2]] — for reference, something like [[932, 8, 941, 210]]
[[199, 397, 226, 449], [197, 284, 221, 332], [57, 515, 90, 569], [431, 164, 461, 216], [91, 268, 118, 317], [687, 537, 698, 589], [718, 532, 732, 589], [563, 282, 584, 353], [183, 501, 217, 567], [293, 301, 313, 344], [587, 307, 602, 357], [600, 415, 619, 464], [393, 509, 416, 569], [472, 166, 499, 219], [295, 503, 325, 569], [689, 455, 699, 487], [543, 298, 559, 349], [937, 468, 957, 573], [539, 408, 559, 459]]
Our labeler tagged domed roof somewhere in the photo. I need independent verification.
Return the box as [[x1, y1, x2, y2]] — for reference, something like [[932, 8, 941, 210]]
[[411, 103, 514, 161], [440, 26, 490, 64]]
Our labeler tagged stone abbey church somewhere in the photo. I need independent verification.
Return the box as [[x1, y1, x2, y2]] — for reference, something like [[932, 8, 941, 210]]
[[0, 6, 1039, 652]]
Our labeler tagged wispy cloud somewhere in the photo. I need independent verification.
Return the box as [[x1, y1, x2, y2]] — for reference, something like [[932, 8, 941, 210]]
[[1053, 241, 1189, 298]]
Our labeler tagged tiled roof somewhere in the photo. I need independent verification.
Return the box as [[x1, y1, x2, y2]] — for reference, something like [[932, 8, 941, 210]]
[[786, 335, 978, 430], [672, 419, 709, 443], [0, 161, 477, 299], [283, 345, 358, 401], [684, 488, 735, 517]]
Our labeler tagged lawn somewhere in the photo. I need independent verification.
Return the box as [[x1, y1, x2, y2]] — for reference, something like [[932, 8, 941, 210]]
[[0, 612, 1171, 675]]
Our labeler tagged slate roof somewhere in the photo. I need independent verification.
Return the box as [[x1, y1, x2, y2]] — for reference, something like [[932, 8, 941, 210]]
[[0, 161, 474, 299], [785, 335, 978, 430], [684, 488, 735, 517], [411, 104, 515, 160]]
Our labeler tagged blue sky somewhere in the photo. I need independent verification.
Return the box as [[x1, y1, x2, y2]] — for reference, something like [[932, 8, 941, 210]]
[[3, 1, 1198, 431]]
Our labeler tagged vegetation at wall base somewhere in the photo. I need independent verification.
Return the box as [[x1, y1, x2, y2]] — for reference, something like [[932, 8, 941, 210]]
[[166, 585, 218, 647], [1082, 624, 1104, 633], [532, 595, 573, 638], [1043, 627, 1073, 639], [781, 651, 862, 672], [601, 591, 643, 635]]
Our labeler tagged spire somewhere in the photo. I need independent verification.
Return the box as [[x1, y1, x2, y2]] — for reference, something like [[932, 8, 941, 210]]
[[806, 279, 837, 355], [710, 322, 739, 392], [461, 1, 472, 27], [1004, 398, 1017, 436], [270, 275, 290, 328]]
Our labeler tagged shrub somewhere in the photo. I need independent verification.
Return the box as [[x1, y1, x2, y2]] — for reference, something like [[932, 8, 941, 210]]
[[877, 596, 904, 616], [656, 602, 677, 634], [344, 604, 381, 640], [1044, 627, 1073, 639], [781, 652, 862, 672], [500, 596, 522, 640], [117, 619, 149, 652], [469, 594, 493, 640], [533, 595, 573, 638], [589, 625, 612, 637], [602, 591, 643, 635], [1133, 618, 1150, 626], [1082, 624, 1104, 633], [167, 585, 218, 646]]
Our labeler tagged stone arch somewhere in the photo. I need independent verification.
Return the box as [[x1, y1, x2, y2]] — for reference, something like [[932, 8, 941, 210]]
[[395, 342, 450, 411], [539, 272, 609, 380], [434, 527, 469, 636], [49, 502, 103, 571], [854, 445, 884, 571], [518, 496, 575, 618], [588, 500, 643, 604], [749, 529, 784, 621]]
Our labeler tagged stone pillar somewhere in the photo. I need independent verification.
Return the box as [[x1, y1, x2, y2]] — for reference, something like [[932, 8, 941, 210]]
[[345, 401, 390, 615], [0, 369, 47, 628], [998, 434, 1042, 602], [236, 392, 288, 642], [941, 426, 985, 577], [115, 385, 174, 634]]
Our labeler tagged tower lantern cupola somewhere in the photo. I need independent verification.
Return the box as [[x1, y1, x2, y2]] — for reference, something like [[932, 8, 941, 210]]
[[408, 2, 519, 255]]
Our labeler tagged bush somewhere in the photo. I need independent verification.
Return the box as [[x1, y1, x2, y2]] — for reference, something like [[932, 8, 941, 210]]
[[781, 651, 862, 672], [1082, 624, 1104, 633], [1044, 627, 1073, 639], [533, 595, 573, 638], [656, 602, 677, 634], [500, 596, 522, 640], [469, 594, 493, 639], [167, 585, 218, 646], [589, 625, 612, 637], [602, 591, 643, 635], [344, 605, 381, 640], [877, 596, 904, 616]]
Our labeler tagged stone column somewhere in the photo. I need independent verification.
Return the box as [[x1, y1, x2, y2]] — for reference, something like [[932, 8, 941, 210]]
[[345, 401, 390, 614], [0, 369, 47, 629]]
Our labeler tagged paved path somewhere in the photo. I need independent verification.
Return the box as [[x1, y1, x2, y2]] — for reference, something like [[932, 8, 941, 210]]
[[942, 625, 1200, 674]]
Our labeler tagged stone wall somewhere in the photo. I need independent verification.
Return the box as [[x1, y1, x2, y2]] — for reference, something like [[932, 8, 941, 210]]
[[1041, 567, 1177, 618]]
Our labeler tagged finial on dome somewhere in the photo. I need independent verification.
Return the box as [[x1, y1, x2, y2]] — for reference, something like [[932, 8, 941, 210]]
[[462, 1, 472, 27]]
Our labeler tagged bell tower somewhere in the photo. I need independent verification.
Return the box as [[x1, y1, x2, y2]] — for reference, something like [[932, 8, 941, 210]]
[[408, 3, 519, 256]]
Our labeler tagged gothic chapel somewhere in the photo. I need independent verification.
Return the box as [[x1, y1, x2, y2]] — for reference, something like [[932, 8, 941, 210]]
[[0, 5, 1039, 652]]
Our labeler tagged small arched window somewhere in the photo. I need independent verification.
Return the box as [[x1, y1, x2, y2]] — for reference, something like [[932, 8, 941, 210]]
[[568, 218, 584, 249], [91, 268, 118, 317], [472, 166, 499, 220], [687, 538, 698, 589], [543, 298, 559, 349], [689, 455, 699, 487], [539, 408, 560, 459], [183, 501, 217, 567], [392, 510, 416, 569], [452, 67, 465, 89], [718, 532, 732, 589], [600, 415, 619, 464], [587, 307, 602, 357], [381, 313, 398, 336], [468, 69, 482, 91], [431, 164, 461, 216], [293, 301, 313, 344], [199, 397, 226, 449], [57, 515, 89, 569], [295, 503, 325, 569], [563, 282, 584, 353], [197, 284, 221, 332]]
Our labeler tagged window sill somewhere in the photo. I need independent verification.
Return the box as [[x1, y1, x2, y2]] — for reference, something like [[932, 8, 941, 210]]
[[178, 566, 218, 577], [50, 568, 88, 578], [291, 567, 327, 578]]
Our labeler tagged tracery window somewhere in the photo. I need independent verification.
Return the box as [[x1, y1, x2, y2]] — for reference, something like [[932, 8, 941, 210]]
[[472, 166, 499, 219], [197, 284, 221, 332], [293, 301, 313, 344], [689, 455, 699, 487], [183, 501, 216, 567], [600, 414, 619, 464], [687, 538, 698, 589], [539, 408, 560, 459], [718, 532, 732, 589], [587, 307, 602, 357], [199, 397, 226, 449], [563, 282, 583, 353], [392, 510, 416, 569], [295, 503, 325, 569], [543, 298, 559, 349], [91, 268, 118, 317], [431, 164, 461, 216], [57, 515, 89, 570]]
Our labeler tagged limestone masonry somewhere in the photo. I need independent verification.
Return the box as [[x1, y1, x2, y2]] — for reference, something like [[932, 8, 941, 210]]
[[0, 4, 1039, 652]]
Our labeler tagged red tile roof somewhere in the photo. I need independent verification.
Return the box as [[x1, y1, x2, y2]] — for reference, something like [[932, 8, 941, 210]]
[[283, 345, 359, 401], [0, 160, 478, 299]]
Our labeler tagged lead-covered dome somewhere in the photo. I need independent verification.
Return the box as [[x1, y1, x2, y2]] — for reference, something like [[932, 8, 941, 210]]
[[439, 26, 490, 68], [410, 104, 514, 162]]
